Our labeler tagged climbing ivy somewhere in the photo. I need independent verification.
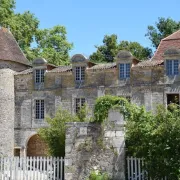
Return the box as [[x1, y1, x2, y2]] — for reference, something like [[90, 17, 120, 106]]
[[93, 95, 129, 123]]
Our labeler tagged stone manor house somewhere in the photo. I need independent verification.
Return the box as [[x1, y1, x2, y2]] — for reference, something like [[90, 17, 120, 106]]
[[0, 27, 180, 157]]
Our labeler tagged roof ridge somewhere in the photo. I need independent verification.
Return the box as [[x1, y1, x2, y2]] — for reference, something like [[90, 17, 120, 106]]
[[162, 30, 180, 41]]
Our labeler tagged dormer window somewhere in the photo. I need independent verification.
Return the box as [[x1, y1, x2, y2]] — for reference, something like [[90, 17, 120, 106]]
[[35, 69, 45, 83], [166, 60, 179, 76], [119, 63, 130, 79], [75, 67, 85, 81]]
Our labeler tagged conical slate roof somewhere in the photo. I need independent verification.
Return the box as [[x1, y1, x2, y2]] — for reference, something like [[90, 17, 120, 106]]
[[0, 27, 30, 65]]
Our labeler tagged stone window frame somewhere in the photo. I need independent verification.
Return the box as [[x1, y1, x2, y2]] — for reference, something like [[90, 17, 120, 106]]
[[165, 59, 179, 76]]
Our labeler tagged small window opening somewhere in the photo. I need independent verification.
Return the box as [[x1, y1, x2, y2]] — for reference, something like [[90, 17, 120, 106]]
[[14, 148, 20, 157], [75, 98, 85, 113], [167, 94, 179, 105], [35, 99, 45, 119]]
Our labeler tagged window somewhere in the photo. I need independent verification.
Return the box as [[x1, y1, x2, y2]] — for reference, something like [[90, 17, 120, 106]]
[[119, 63, 130, 79], [75, 67, 85, 81], [35, 69, 45, 83], [166, 60, 179, 76], [167, 94, 179, 105], [35, 100, 44, 119], [75, 98, 85, 113]]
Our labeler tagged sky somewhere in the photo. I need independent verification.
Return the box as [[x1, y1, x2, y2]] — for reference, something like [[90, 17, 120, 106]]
[[15, 0, 180, 57]]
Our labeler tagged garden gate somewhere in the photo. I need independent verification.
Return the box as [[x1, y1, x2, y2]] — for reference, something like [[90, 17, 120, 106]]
[[0, 156, 64, 180], [127, 157, 167, 180]]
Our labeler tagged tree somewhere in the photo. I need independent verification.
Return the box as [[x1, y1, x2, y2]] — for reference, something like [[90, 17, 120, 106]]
[[0, 0, 15, 27], [9, 11, 39, 50], [35, 26, 73, 65], [118, 41, 152, 60], [38, 105, 89, 157], [146, 17, 180, 48], [89, 34, 152, 63], [0, 0, 73, 65], [38, 108, 79, 157], [90, 34, 119, 63]]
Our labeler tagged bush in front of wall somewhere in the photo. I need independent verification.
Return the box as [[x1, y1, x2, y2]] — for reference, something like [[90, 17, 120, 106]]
[[87, 170, 110, 180]]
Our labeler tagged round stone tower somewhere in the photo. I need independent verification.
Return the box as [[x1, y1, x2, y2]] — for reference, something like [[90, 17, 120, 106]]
[[0, 69, 15, 156], [0, 27, 30, 156]]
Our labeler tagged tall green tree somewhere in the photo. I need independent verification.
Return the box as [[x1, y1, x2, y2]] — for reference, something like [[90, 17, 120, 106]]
[[146, 17, 180, 48], [90, 34, 119, 63], [9, 11, 39, 50], [0, 0, 73, 65], [0, 0, 15, 27], [118, 41, 152, 60], [89, 34, 152, 63], [35, 26, 73, 65]]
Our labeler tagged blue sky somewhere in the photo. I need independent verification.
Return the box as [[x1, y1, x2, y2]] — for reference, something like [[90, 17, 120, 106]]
[[16, 0, 180, 57]]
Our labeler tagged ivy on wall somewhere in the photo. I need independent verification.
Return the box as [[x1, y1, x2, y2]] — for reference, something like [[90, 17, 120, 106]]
[[93, 95, 129, 123]]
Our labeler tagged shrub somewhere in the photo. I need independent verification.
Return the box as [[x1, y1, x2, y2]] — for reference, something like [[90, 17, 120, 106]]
[[87, 171, 110, 180], [126, 104, 180, 179]]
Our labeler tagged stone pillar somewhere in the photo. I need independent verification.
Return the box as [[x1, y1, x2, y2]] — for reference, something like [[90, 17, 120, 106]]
[[107, 109, 126, 179], [64, 110, 126, 180]]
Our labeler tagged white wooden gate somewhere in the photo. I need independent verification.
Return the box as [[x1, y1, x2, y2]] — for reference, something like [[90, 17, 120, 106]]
[[0, 156, 64, 180], [127, 157, 167, 180]]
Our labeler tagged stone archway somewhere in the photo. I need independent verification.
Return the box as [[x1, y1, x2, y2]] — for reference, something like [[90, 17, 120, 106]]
[[27, 134, 48, 156]]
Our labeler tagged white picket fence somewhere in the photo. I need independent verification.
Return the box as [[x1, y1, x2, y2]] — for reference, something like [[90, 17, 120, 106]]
[[0, 156, 64, 180], [127, 157, 167, 180]]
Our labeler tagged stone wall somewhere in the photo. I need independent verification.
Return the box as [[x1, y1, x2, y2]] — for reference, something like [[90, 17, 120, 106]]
[[65, 110, 125, 180]]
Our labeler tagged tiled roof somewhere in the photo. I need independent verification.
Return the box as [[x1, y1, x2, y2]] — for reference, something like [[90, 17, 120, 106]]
[[49, 65, 72, 73], [152, 30, 180, 62], [48, 63, 116, 73], [0, 28, 30, 65], [88, 62, 116, 70], [134, 60, 163, 68], [162, 30, 180, 41]]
